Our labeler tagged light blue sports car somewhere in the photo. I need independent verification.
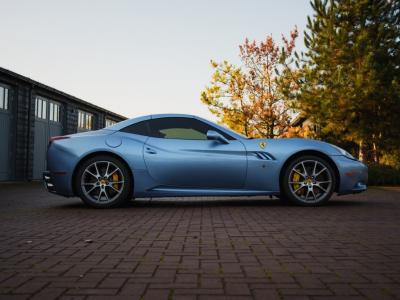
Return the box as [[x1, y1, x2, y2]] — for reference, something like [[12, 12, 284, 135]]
[[43, 114, 368, 208]]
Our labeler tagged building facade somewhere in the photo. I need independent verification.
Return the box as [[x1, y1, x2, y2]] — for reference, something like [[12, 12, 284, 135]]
[[0, 67, 126, 181]]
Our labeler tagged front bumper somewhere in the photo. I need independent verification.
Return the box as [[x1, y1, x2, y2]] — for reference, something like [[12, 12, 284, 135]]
[[332, 156, 368, 195]]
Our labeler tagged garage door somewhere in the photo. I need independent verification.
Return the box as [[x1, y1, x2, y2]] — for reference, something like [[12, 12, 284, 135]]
[[0, 85, 11, 181], [33, 97, 62, 179]]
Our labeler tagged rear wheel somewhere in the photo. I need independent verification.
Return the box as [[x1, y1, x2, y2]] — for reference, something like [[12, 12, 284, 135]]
[[75, 155, 132, 208], [281, 155, 336, 206]]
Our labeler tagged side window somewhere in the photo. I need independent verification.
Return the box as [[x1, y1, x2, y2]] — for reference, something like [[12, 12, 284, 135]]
[[148, 117, 234, 140], [120, 120, 150, 136]]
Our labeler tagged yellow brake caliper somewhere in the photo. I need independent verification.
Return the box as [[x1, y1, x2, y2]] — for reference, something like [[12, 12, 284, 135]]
[[112, 173, 119, 190], [293, 171, 300, 192]]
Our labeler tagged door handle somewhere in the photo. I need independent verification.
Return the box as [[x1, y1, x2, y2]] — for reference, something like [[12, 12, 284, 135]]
[[145, 147, 157, 154]]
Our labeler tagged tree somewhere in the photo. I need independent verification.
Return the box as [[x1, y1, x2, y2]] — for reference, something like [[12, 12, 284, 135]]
[[201, 29, 300, 138], [283, 122, 319, 139], [298, 0, 400, 163]]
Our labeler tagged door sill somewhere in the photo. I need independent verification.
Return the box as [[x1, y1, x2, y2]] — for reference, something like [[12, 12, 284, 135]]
[[146, 186, 277, 197]]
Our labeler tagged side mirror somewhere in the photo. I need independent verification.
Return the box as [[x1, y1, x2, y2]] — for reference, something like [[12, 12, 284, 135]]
[[206, 130, 229, 144]]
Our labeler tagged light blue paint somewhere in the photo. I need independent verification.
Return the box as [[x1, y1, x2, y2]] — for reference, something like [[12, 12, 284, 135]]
[[45, 114, 368, 198]]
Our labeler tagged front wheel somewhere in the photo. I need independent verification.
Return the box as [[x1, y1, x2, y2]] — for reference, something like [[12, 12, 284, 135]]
[[75, 155, 132, 208], [281, 155, 336, 206]]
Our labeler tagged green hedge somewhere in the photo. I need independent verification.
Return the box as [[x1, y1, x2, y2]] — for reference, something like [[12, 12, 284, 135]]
[[368, 164, 400, 186]]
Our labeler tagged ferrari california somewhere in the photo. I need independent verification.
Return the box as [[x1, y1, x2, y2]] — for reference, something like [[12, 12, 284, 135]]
[[43, 114, 367, 208]]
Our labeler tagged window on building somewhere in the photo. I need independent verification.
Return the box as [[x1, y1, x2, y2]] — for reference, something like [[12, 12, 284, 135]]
[[0, 86, 9, 110], [105, 118, 117, 127], [49, 102, 61, 122], [35, 97, 47, 119], [78, 110, 94, 130], [313, 124, 320, 134], [35, 97, 61, 122]]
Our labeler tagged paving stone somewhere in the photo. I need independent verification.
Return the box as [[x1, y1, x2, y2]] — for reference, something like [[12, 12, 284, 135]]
[[0, 183, 399, 299]]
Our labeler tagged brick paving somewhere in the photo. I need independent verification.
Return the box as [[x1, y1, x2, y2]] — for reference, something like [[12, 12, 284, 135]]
[[0, 182, 399, 300]]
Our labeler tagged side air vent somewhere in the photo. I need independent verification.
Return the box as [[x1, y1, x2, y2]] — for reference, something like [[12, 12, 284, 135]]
[[253, 152, 275, 160]]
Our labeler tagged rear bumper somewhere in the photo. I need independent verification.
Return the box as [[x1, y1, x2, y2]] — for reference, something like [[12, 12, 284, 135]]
[[43, 170, 73, 196], [46, 142, 78, 197], [43, 171, 56, 193]]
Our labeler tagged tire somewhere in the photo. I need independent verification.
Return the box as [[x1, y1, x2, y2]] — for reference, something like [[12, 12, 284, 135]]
[[75, 155, 132, 208], [281, 155, 336, 206]]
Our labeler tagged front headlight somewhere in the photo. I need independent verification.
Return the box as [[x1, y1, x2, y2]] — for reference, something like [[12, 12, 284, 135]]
[[332, 145, 356, 160]]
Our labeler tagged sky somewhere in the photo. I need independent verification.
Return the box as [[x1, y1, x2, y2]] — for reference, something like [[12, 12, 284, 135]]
[[0, 0, 313, 121]]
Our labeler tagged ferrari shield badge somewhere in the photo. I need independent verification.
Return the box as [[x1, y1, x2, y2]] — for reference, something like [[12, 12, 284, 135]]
[[259, 141, 267, 149]]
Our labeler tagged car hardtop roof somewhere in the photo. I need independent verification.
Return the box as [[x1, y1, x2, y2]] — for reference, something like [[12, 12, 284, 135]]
[[106, 114, 198, 129], [106, 113, 245, 139]]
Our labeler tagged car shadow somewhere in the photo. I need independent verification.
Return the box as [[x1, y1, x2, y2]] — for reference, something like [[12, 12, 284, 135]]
[[53, 196, 368, 210], [131, 198, 367, 208]]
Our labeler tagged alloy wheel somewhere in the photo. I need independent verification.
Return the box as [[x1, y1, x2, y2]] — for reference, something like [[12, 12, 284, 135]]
[[288, 159, 333, 203], [80, 161, 125, 204]]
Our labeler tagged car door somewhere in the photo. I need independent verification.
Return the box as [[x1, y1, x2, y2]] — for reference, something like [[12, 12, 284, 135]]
[[143, 117, 247, 189]]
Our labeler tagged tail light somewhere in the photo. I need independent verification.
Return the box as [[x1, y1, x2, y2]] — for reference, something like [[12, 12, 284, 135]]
[[48, 136, 70, 145]]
